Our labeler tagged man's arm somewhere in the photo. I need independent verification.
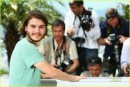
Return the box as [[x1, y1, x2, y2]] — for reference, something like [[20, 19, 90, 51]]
[[98, 37, 112, 45], [66, 41, 79, 74], [34, 61, 85, 82], [64, 10, 75, 36], [66, 59, 79, 74], [98, 37, 106, 45]]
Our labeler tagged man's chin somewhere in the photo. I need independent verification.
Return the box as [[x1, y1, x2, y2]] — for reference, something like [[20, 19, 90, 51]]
[[33, 38, 42, 42], [28, 38, 42, 43]]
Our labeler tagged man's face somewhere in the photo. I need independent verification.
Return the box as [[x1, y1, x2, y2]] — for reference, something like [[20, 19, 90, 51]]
[[107, 16, 119, 28], [70, 4, 83, 15], [25, 18, 46, 43], [52, 25, 64, 42], [88, 64, 102, 77]]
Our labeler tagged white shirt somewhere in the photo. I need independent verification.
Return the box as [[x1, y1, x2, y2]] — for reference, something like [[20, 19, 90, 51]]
[[38, 37, 78, 66], [64, 9, 101, 49], [80, 71, 110, 77], [121, 38, 130, 68]]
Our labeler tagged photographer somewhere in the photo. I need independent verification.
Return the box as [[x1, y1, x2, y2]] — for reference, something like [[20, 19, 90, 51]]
[[81, 56, 110, 77], [121, 38, 130, 77], [38, 20, 79, 77], [98, 8, 129, 76], [64, 0, 101, 75]]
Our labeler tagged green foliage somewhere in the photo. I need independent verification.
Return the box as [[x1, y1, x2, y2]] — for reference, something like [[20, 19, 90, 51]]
[[118, 3, 130, 19], [0, 0, 63, 65], [99, 3, 129, 21], [0, 69, 9, 76]]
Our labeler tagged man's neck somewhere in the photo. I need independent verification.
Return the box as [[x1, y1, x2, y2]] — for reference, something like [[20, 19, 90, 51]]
[[79, 7, 85, 15], [56, 39, 63, 47], [26, 36, 39, 46]]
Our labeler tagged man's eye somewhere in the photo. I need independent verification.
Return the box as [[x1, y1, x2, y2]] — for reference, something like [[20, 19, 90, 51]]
[[31, 25, 36, 28], [40, 26, 45, 29]]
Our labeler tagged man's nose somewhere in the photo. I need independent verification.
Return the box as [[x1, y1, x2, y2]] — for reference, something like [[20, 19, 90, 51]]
[[93, 70, 96, 74], [35, 27, 40, 32], [55, 31, 59, 35]]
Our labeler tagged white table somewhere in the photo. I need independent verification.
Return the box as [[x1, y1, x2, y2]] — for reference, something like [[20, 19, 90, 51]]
[[41, 77, 130, 87]]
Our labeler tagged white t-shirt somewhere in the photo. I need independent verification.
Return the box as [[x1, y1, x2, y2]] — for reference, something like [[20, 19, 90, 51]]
[[64, 8, 101, 49], [121, 38, 130, 68]]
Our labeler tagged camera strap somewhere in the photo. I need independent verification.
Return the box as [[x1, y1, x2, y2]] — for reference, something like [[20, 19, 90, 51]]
[[78, 15, 87, 38], [53, 36, 66, 65], [75, 8, 92, 38]]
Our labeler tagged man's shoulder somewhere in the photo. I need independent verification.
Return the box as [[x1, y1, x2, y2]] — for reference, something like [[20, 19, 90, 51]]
[[65, 36, 73, 41], [65, 36, 75, 44], [81, 71, 92, 77], [101, 71, 110, 77], [42, 36, 53, 44], [14, 38, 37, 53], [16, 38, 29, 46], [100, 20, 108, 29], [65, 10, 75, 18]]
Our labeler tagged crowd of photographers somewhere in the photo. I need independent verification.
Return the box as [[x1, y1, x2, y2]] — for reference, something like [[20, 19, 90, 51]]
[[38, 0, 129, 77], [9, 0, 129, 86], [9, 1, 130, 86]]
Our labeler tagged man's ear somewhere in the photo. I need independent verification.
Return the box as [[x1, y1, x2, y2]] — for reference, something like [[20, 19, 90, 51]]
[[88, 65, 90, 69], [25, 26, 27, 31]]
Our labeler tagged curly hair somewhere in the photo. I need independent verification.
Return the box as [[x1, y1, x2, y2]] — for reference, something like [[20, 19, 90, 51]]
[[20, 10, 48, 37]]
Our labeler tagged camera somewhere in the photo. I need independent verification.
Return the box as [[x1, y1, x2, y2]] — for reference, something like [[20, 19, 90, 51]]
[[106, 34, 121, 76], [108, 34, 116, 43], [81, 15, 93, 31], [55, 58, 73, 72], [80, 10, 94, 31], [108, 34, 120, 44], [72, 37, 85, 45]]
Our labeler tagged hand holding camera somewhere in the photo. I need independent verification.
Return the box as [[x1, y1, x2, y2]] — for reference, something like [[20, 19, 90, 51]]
[[105, 38, 112, 45], [105, 34, 116, 45]]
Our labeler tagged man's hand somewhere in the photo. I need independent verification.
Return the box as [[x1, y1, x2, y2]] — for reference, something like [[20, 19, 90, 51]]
[[122, 65, 129, 77], [118, 35, 127, 43], [71, 76, 87, 82], [67, 27, 75, 37], [104, 38, 112, 45], [41, 73, 51, 79]]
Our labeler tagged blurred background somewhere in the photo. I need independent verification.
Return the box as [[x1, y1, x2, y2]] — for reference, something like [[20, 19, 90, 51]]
[[0, 0, 129, 79]]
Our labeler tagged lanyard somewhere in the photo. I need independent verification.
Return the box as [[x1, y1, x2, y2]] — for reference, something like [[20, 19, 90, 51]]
[[53, 36, 66, 65]]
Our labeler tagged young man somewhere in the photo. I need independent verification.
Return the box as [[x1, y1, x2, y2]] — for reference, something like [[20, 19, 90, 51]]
[[64, 0, 101, 75], [80, 56, 109, 77], [9, 10, 85, 86], [38, 19, 79, 75], [98, 8, 129, 76]]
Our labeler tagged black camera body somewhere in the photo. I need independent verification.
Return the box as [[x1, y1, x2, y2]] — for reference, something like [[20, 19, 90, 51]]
[[55, 58, 73, 72], [108, 34, 116, 43], [72, 37, 85, 45], [108, 34, 120, 44], [80, 10, 93, 31], [108, 34, 119, 44]]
